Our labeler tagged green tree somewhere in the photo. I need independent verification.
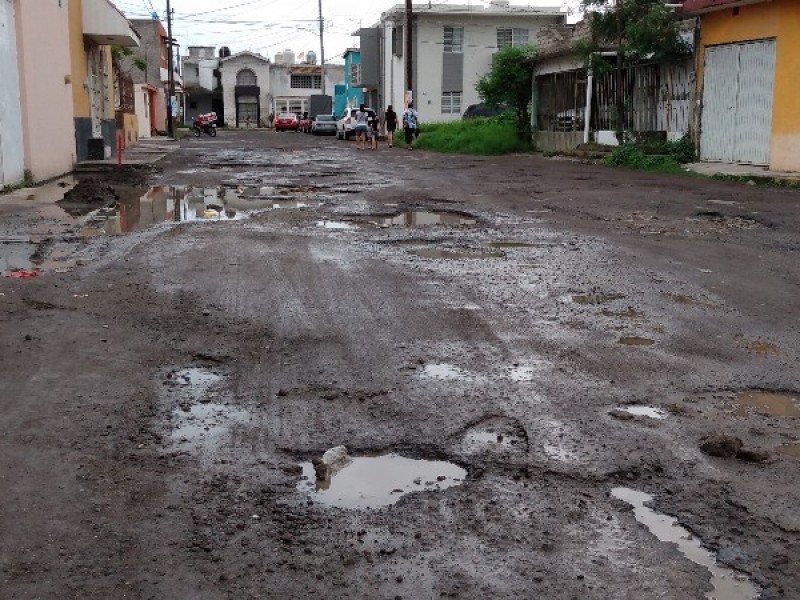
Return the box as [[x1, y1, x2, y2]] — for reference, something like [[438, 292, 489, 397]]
[[476, 45, 537, 142], [579, 0, 690, 141]]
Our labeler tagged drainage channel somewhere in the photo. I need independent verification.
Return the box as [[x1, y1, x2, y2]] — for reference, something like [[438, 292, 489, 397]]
[[612, 487, 759, 600]]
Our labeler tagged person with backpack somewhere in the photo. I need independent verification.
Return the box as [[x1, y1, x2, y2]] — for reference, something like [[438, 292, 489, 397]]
[[402, 102, 419, 151]]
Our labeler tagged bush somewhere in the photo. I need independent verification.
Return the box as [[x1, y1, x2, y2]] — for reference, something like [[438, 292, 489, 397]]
[[604, 144, 685, 174], [413, 114, 532, 155]]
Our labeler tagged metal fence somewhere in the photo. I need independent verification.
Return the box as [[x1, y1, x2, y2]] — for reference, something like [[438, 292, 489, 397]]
[[536, 59, 694, 137]]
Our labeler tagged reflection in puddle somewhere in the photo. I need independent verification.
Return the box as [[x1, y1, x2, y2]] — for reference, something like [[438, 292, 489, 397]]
[[612, 488, 759, 600], [420, 363, 471, 380], [777, 442, 800, 457], [171, 367, 222, 390], [618, 336, 655, 346], [381, 211, 476, 227], [734, 391, 800, 418], [170, 403, 250, 446], [617, 406, 667, 419], [316, 220, 355, 230], [80, 186, 245, 237], [408, 249, 504, 260], [298, 454, 466, 509]]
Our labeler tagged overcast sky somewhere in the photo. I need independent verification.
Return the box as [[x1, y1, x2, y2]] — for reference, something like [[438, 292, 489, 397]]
[[113, 0, 574, 64]]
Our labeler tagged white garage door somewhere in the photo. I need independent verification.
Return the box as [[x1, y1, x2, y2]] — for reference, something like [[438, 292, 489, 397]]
[[701, 40, 776, 165]]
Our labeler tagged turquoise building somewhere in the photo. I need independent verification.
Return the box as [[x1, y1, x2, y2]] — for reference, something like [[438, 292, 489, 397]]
[[334, 49, 364, 117]]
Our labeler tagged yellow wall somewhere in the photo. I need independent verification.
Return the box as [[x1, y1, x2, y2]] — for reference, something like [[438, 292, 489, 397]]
[[121, 112, 139, 146], [68, 0, 89, 118], [698, 0, 800, 171]]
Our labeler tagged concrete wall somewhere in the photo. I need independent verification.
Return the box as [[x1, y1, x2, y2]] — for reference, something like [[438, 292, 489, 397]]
[[382, 11, 562, 122], [126, 19, 168, 86], [15, 0, 75, 181], [698, 0, 800, 171], [134, 84, 151, 138], [0, 0, 25, 186], [534, 131, 583, 152]]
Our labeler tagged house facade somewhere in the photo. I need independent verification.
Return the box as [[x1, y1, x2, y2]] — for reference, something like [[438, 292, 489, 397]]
[[183, 46, 224, 124], [683, 0, 800, 171], [0, 0, 26, 187], [220, 51, 271, 128], [270, 64, 344, 117], [69, 0, 140, 161], [373, 1, 563, 121], [335, 49, 364, 117]]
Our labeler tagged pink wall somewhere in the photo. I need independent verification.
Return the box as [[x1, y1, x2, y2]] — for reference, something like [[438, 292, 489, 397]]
[[15, 0, 76, 181]]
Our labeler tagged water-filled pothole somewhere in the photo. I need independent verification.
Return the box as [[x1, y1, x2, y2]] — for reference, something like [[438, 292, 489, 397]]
[[488, 241, 536, 248], [612, 487, 759, 600], [316, 220, 355, 230], [616, 406, 667, 419], [618, 336, 655, 346], [777, 442, 800, 457], [298, 453, 466, 509], [380, 211, 477, 227], [408, 249, 504, 260], [170, 403, 250, 446], [419, 363, 473, 380], [734, 391, 800, 417]]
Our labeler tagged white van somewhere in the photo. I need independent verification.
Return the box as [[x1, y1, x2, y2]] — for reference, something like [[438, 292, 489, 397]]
[[336, 107, 376, 140]]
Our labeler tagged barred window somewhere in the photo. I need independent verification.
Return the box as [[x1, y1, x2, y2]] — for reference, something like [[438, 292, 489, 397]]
[[392, 26, 403, 57], [350, 63, 361, 86], [444, 26, 464, 53], [496, 28, 529, 49], [441, 91, 462, 114], [236, 69, 257, 86], [291, 74, 322, 89]]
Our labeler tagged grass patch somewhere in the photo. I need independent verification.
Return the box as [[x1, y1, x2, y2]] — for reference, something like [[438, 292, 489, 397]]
[[414, 115, 532, 155], [604, 144, 687, 175], [0, 170, 34, 195]]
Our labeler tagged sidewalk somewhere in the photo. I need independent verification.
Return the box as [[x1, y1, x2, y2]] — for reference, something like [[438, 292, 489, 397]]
[[77, 137, 180, 170], [685, 161, 800, 183]]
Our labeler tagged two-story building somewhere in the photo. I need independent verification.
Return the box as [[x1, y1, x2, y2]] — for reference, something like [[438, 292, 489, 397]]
[[365, 1, 563, 120], [183, 46, 224, 124], [334, 49, 364, 117]]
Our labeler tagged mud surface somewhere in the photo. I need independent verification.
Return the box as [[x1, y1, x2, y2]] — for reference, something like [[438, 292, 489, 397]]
[[2, 131, 799, 599]]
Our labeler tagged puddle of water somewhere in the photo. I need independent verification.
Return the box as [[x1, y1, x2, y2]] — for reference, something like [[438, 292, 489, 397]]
[[79, 186, 245, 237], [601, 307, 645, 319], [462, 430, 520, 450], [571, 292, 626, 305], [316, 220, 355, 230], [298, 453, 465, 509], [619, 336, 656, 346], [734, 391, 800, 418], [617, 406, 667, 419], [170, 402, 250, 445], [419, 363, 471, 380], [508, 365, 536, 382], [171, 367, 222, 390], [408, 249, 504, 260], [488, 241, 535, 248], [612, 487, 759, 600], [380, 211, 476, 227], [777, 442, 800, 457]]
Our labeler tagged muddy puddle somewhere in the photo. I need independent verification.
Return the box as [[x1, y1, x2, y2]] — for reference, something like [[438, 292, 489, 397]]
[[618, 336, 656, 347], [379, 211, 476, 227], [734, 391, 800, 418], [571, 291, 626, 305], [408, 249, 504, 260], [419, 363, 474, 381], [170, 402, 250, 447], [316, 220, 356, 230], [298, 453, 466, 509], [612, 487, 759, 600], [487, 241, 535, 248], [776, 442, 800, 457]]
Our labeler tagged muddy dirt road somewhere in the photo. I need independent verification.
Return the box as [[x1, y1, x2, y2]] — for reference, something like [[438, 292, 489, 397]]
[[2, 131, 799, 599]]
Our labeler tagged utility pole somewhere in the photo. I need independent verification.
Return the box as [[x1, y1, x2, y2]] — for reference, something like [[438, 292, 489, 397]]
[[318, 0, 326, 95], [404, 0, 413, 102], [166, 0, 175, 138]]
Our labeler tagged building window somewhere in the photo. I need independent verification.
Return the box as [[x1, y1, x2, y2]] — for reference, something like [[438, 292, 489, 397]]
[[496, 28, 529, 49], [444, 26, 464, 53], [392, 26, 404, 57], [236, 69, 257, 86], [291, 74, 322, 89], [442, 91, 462, 114], [350, 63, 361, 86]]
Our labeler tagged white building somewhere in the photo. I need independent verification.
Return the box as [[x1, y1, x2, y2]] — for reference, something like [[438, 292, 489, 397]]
[[220, 51, 272, 128], [372, 1, 564, 121], [182, 46, 223, 124], [270, 64, 344, 116], [0, 0, 26, 186]]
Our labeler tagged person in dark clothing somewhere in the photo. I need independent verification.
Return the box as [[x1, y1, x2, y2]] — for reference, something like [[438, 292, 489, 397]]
[[384, 105, 398, 148]]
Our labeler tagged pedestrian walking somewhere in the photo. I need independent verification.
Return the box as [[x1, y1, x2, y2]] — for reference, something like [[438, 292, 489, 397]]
[[268, 113, 275, 129], [402, 102, 419, 151], [385, 105, 398, 148], [369, 113, 380, 150], [354, 104, 370, 150]]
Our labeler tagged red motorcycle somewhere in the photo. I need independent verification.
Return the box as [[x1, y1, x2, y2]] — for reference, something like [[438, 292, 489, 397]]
[[192, 112, 217, 137]]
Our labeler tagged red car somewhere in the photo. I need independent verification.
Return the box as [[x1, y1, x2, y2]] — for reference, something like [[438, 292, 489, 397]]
[[275, 112, 299, 132]]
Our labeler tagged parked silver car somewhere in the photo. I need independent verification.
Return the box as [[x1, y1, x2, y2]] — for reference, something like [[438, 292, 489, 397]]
[[311, 114, 337, 136]]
